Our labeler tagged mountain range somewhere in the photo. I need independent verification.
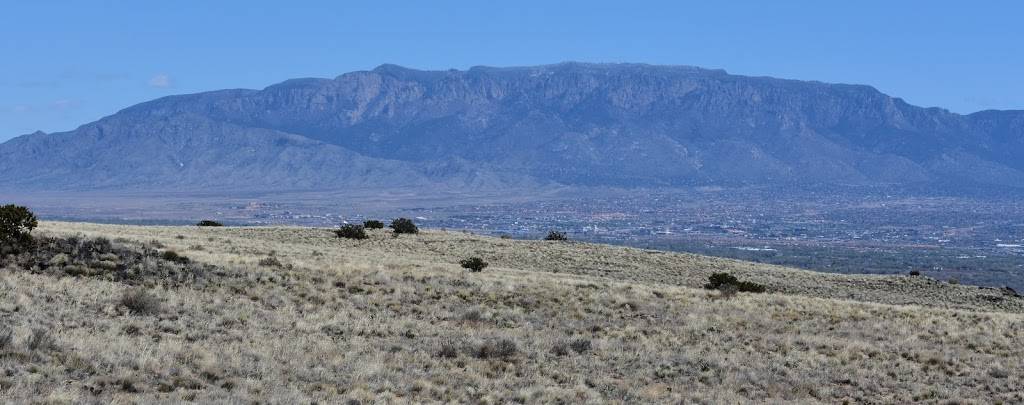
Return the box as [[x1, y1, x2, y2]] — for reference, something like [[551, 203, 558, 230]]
[[2, 62, 1023, 193]]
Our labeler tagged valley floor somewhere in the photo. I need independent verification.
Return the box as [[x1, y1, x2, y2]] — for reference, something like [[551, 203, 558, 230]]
[[0, 222, 1021, 403]]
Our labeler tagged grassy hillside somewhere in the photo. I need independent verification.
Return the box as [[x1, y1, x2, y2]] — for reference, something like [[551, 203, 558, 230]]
[[0, 221, 1022, 403]]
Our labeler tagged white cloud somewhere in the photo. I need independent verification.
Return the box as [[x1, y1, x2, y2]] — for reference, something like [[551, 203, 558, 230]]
[[148, 73, 173, 88]]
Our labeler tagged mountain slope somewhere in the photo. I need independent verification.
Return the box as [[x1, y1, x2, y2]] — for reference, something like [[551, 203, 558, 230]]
[[2, 63, 1023, 191]]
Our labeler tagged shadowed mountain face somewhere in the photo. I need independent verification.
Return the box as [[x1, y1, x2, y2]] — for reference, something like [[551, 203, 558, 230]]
[[2, 62, 1023, 192]]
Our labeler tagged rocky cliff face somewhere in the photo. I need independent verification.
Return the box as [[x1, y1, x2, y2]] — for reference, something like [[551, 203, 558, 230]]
[[2, 62, 1022, 192]]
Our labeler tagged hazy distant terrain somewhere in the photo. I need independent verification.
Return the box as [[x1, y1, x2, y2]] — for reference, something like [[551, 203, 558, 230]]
[[2, 62, 1023, 192], [0, 222, 1020, 402], [2, 62, 1022, 293]]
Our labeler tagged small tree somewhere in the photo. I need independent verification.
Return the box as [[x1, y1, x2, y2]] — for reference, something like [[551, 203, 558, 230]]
[[196, 220, 223, 227], [0, 204, 38, 250], [705, 272, 766, 293], [460, 257, 488, 272], [390, 218, 419, 234], [335, 224, 368, 240], [363, 220, 385, 229], [544, 231, 567, 241], [704, 272, 738, 289]]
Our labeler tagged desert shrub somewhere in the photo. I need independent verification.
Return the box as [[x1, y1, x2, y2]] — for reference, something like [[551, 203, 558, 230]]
[[437, 340, 461, 358], [363, 220, 385, 229], [948, 278, 960, 285], [25, 329, 55, 351], [544, 231, 568, 241], [258, 257, 282, 267], [334, 224, 368, 240], [569, 338, 592, 353], [459, 257, 488, 272], [0, 327, 12, 351], [713, 283, 739, 300], [461, 308, 484, 322], [196, 220, 223, 227], [550, 342, 570, 356], [122, 325, 141, 336], [705, 272, 766, 293], [909, 270, 921, 276], [0, 204, 38, 251], [161, 250, 189, 264], [390, 218, 419, 234], [553, 338, 592, 356], [475, 338, 518, 359], [120, 289, 162, 315]]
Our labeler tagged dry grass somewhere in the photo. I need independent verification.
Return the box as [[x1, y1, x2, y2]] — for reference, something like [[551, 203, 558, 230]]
[[0, 221, 1019, 403]]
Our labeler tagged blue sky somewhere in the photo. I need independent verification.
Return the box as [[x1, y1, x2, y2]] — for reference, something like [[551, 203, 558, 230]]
[[1, 1, 1022, 140]]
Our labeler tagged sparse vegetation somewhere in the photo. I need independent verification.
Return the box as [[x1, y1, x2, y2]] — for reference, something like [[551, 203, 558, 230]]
[[544, 230, 568, 241], [0, 204, 38, 252], [334, 223, 368, 240], [459, 257, 488, 272], [390, 218, 419, 234], [1, 220, 1021, 403], [196, 220, 224, 227], [363, 220, 385, 229]]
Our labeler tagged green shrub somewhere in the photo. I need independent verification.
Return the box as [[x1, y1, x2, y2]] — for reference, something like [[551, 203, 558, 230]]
[[363, 220, 385, 229], [705, 272, 738, 289], [196, 220, 223, 227], [0, 204, 38, 251], [705, 272, 766, 293], [459, 257, 488, 272], [390, 218, 419, 234], [335, 224, 368, 240], [735, 281, 767, 293], [544, 231, 568, 241]]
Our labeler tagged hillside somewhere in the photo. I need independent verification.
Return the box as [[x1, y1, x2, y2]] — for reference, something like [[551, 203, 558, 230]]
[[2, 63, 1024, 192], [1, 222, 1021, 403]]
